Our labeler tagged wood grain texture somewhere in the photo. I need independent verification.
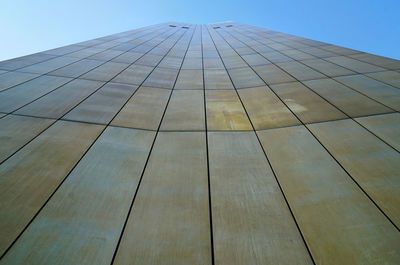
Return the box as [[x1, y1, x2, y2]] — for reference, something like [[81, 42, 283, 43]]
[[113, 132, 211, 265], [0, 120, 104, 257], [307, 119, 400, 227], [111, 86, 170, 130], [257, 126, 400, 265], [0, 127, 155, 265], [208, 131, 313, 265], [206, 90, 252, 130]]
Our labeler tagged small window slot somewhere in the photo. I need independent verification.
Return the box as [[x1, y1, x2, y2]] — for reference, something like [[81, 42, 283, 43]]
[[226, 25, 233, 27], [169, 25, 176, 27], [182, 26, 189, 29], [213, 26, 221, 29]]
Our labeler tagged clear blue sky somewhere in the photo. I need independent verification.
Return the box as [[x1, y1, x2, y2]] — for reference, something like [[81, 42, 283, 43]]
[[1, 0, 399, 61]]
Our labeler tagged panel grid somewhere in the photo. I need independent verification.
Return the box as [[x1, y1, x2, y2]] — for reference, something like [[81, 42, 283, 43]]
[[0, 22, 399, 265]]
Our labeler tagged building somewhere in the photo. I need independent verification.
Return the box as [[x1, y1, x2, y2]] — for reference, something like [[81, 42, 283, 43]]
[[0, 22, 399, 264]]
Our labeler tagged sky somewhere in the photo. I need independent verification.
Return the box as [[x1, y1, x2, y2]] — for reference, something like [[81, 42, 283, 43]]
[[1, 0, 399, 61]]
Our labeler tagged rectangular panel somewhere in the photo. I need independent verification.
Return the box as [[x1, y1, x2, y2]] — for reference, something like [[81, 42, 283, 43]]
[[326, 56, 385, 73], [135, 54, 164, 67], [174, 69, 203, 89], [158, 56, 183, 69], [321, 45, 359, 55], [0, 115, 54, 163], [81, 61, 129, 82], [238, 86, 300, 130], [208, 131, 312, 265], [18, 56, 81, 74], [67, 47, 105, 58], [221, 56, 247, 69], [16, 79, 105, 119], [257, 126, 400, 265], [253, 64, 295, 85], [300, 58, 355, 77], [307, 119, 400, 227], [113, 132, 211, 264], [303, 78, 392, 117], [203, 57, 225, 69], [349, 54, 400, 70], [42, 45, 85, 56], [0, 120, 104, 256], [49, 59, 104, 78], [335, 74, 400, 111], [206, 90, 252, 130], [1, 127, 155, 265], [63, 83, 138, 124], [88, 49, 124, 61], [0, 71, 39, 92], [280, 49, 316, 60], [227, 67, 264, 88], [142, 67, 179, 89], [355, 113, 400, 151], [0, 75, 72, 113], [366, 70, 400, 89], [111, 86, 170, 130], [0, 53, 56, 71], [276, 61, 326, 81], [111, 64, 154, 85], [111, 52, 144, 64], [160, 90, 205, 130], [181, 57, 202, 69], [270, 82, 346, 123], [241, 54, 270, 66], [204, 69, 234, 89], [260, 51, 293, 63]]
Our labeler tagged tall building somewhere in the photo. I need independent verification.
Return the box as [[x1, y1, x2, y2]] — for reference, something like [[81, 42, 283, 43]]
[[0, 22, 399, 264]]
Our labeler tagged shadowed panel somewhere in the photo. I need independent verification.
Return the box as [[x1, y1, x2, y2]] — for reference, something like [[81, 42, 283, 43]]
[[0, 127, 154, 265], [113, 132, 211, 265], [0, 121, 104, 257]]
